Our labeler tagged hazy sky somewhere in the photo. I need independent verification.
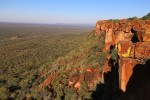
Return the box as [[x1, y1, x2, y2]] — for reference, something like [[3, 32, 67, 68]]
[[0, 0, 150, 24]]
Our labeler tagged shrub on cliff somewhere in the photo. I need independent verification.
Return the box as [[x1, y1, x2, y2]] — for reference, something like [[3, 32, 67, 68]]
[[78, 81, 92, 99], [128, 16, 138, 20], [64, 87, 77, 100], [111, 49, 118, 63], [142, 12, 150, 20], [108, 19, 120, 23]]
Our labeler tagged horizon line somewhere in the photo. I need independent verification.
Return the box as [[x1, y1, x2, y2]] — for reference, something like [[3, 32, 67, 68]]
[[0, 21, 95, 25]]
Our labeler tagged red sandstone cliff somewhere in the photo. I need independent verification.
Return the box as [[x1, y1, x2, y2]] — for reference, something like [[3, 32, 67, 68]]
[[95, 19, 150, 99]]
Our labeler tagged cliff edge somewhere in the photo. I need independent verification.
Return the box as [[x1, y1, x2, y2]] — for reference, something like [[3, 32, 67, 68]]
[[95, 19, 150, 100]]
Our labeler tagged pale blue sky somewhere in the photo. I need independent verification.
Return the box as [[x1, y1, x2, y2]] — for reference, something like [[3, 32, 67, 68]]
[[0, 0, 150, 24]]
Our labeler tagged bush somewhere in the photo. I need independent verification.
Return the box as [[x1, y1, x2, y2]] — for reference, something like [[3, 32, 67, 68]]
[[0, 87, 9, 99], [78, 81, 90, 98], [111, 49, 118, 63], [8, 77, 20, 86], [128, 16, 138, 20], [19, 79, 31, 89], [142, 12, 150, 20], [64, 87, 77, 100]]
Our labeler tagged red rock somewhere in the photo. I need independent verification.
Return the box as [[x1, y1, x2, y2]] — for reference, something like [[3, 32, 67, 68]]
[[103, 42, 112, 51], [143, 34, 150, 42], [126, 20, 132, 26], [101, 23, 107, 30], [119, 58, 139, 92], [117, 41, 135, 58], [135, 42, 150, 59], [86, 68, 92, 73], [74, 82, 81, 89], [114, 23, 119, 31], [40, 71, 57, 88], [102, 60, 112, 83], [107, 22, 114, 29], [69, 67, 101, 90], [124, 32, 133, 41], [114, 31, 124, 44], [76, 74, 84, 89], [103, 29, 113, 51], [133, 21, 140, 28], [120, 19, 127, 24], [136, 28, 145, 42], [114, 31, 132, 44], [122, 25, 132, 33], [94, 19, 150, 98], [145, 25, 150, 34], [95, 22, 101, 29], [145, 20, 150, 25]]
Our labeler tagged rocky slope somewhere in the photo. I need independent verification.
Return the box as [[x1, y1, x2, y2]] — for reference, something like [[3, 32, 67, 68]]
[[95, 19, 150, 100], [39, 32, 107, 99]]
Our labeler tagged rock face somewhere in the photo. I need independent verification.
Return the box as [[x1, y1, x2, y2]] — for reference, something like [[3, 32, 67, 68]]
[[95, 19, 150, 51], [135, 42, 150, 59], [95, 19, 150, 99], [101, 59, 112, 83], [119, 58, 139, 92], [117, 41, 135, 58]]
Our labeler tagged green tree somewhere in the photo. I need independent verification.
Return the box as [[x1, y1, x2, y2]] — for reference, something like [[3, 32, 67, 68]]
[[19, 79, 31, 89], [128, 16, 138, 20], [111, 49, 118, 63], [71, 93, 78, 100], [8, 77, 20, 86], [142, 12, 150, 20]]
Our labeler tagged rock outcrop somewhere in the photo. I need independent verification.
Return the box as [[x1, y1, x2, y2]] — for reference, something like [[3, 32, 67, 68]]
[[40, 70, 57, 88], [95, 19, 150, 99], [69, 67, 101, 90]]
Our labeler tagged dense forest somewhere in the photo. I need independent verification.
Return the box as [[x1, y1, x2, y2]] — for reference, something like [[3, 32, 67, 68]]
[[0, 24, 98, 99]]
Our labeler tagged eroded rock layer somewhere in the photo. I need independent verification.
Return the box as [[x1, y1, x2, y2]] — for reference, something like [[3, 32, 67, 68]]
[[95, 19, 150, 93]]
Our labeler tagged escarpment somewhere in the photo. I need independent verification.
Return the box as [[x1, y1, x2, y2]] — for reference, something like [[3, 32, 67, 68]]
[[95, 19, 150, 99], [39, 19, 150, 100]]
